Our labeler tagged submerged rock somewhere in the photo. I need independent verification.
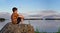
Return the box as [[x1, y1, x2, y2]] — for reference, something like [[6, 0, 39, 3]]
[[0, 22, 35, 33]]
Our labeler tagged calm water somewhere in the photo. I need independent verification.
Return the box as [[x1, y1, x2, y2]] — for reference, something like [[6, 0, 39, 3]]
[[0, 20, 60, 32]]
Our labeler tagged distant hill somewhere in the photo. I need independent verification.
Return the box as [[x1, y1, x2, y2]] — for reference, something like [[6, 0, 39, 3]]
[[0, 10, 60, 20], [28, 10, 60, 18], [0, 12, 11, 19]]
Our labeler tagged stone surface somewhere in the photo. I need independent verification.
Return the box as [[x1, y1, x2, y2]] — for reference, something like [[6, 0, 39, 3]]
[[0, 22, 35, 33]]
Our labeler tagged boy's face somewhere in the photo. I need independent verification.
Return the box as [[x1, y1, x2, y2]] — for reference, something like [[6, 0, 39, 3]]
[[14, 10, 18, 13]]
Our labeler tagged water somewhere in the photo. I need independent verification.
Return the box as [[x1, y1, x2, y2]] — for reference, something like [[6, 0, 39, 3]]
[[0, 20, 60, 32]]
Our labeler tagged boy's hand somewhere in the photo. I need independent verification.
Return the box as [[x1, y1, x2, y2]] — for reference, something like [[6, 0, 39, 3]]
[[19, 14, 24, 24], [19, 15, 24, 19]]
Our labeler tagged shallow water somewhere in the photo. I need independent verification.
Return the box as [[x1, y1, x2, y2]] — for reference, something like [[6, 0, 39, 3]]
[[0, 20, 60, 32]]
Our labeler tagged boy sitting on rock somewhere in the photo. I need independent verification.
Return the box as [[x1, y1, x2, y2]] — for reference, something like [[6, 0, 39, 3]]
[[11, 7, 24, 24]]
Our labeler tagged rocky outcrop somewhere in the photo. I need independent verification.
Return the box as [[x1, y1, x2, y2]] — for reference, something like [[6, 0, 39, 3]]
[[0, 22, 35, 33]]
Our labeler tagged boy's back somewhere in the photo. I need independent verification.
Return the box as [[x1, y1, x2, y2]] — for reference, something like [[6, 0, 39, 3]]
[[11, 13, 19, 24]]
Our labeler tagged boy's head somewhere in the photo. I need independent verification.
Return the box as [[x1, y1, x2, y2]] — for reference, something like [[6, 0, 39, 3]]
[[12, 7, 18, 13]]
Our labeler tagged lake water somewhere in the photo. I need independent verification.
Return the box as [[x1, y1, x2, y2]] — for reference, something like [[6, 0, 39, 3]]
[[0, 20, 60, 32]]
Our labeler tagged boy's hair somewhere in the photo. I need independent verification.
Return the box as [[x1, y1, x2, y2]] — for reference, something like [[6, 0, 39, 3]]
[[12, 7, 17, 12]]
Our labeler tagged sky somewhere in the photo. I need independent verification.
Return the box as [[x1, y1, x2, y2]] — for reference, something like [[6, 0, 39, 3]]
[[0, 0, 60, 13]]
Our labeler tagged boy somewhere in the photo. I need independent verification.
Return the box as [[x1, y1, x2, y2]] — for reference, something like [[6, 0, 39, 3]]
[[11, 7, 24, 24]]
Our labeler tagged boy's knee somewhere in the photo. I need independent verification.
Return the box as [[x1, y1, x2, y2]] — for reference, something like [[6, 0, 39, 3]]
[[17, 17, 21, 24]]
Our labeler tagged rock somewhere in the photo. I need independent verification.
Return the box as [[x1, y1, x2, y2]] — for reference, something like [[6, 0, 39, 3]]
[[0, 22, 35, 33]]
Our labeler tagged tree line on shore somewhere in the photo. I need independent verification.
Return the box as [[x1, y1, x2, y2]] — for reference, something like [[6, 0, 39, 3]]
[[0, 18, 60, 22]]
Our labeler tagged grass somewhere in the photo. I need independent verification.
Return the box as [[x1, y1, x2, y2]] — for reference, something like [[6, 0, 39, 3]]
[[35, 31, 48, 33], [35, 26, 47, 33], [57, 27, 60, 33], [35, 26, 60, 33]]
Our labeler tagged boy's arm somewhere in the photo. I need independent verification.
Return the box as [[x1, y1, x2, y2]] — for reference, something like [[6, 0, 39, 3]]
[[19, 14, 24, 19], [19, 14, 24, 23]]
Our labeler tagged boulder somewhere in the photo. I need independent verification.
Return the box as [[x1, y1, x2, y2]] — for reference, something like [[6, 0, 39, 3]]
[[0, 22, 35, 33]]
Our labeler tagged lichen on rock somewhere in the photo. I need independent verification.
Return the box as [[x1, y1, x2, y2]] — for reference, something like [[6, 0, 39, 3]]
[[0, 22, 35, 33]]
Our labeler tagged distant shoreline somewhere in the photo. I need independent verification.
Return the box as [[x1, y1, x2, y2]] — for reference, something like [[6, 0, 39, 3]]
[[0, 18, 5, 22], [24, 18, 60, 20]]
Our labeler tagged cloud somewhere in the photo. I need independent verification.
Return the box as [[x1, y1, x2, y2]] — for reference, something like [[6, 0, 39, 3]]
[[26, 10, 59, 17], [0, 10, 60, 19]]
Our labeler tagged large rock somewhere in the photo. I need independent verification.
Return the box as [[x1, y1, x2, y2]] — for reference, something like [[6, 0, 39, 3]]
[[0, 22, 35, 33]]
